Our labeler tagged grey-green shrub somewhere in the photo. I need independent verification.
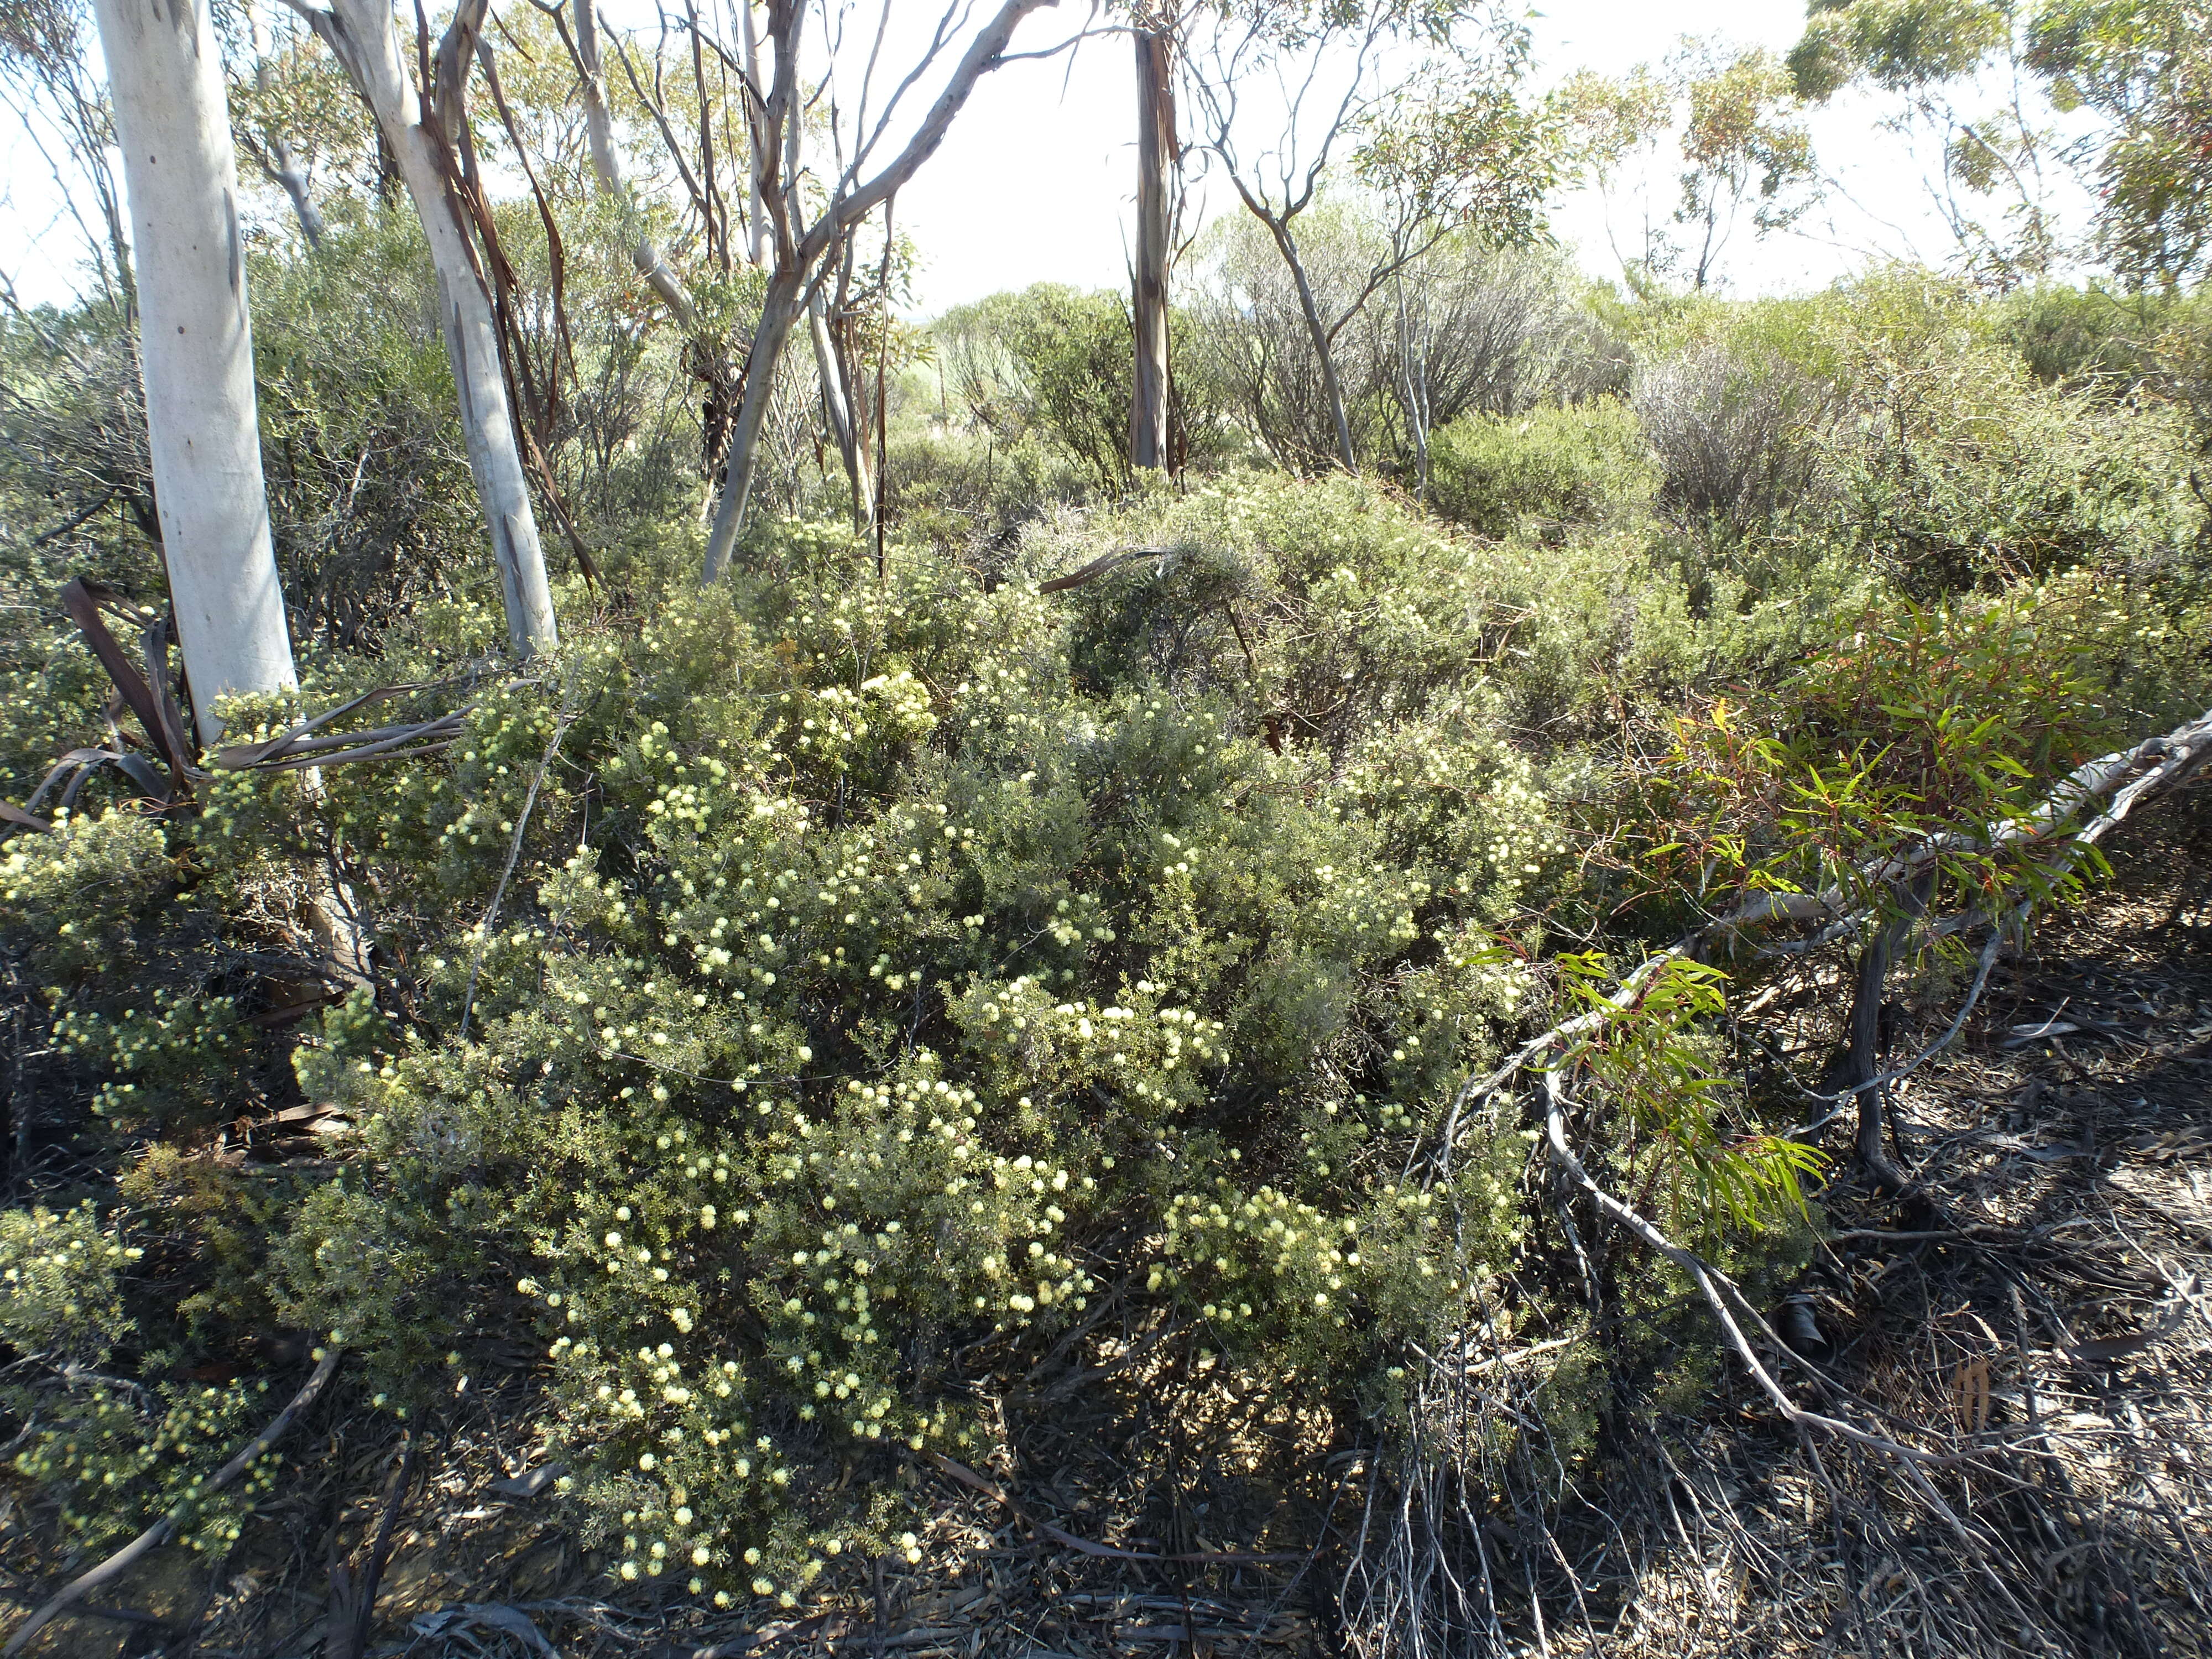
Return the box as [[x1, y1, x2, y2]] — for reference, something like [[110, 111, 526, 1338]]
[[1427, 400, 1660, 538]]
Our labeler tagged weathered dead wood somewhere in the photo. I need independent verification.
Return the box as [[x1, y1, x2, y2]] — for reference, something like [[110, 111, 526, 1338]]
[[2, 1348, 343, 1658]]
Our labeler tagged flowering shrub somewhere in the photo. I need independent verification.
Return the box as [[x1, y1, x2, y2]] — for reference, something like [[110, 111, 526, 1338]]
[[222, 480, 1604, 1605], [18, 462, 2168, 1610], [0, 1199, 136, 1365], [0, 806, 173, 975], [0, 1201, 274, 1552]]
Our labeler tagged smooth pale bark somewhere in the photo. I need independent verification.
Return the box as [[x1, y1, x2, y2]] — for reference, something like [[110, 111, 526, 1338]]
[[250, 56, 327, 247], [1129, 27, 1175, 472], [739, 0, 768, 268], [92, 0, 298, 743], [1391, 273, 1430, 496], [571, 0, 692, 324], [1253, 204, 1357, 472], [262, 133, 326, 245], [289, 0, 558, 659], [700, 268, 803, 582], [700, 0, 1058, 583], [797, 109, 873, 530], [809, 288, 873, 531]]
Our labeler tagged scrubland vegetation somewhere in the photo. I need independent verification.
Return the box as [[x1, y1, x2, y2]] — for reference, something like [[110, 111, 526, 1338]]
[[3, 2, 2212, 1655]]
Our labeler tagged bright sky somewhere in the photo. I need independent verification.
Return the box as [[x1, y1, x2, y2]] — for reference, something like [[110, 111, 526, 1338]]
[[0, 2, 2083, 317], [886, 0, 2087, 312]]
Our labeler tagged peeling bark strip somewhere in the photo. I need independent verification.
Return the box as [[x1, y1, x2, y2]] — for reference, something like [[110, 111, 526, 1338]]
[[1130, 25, 1176, 472], [283, 0, 559, 660], [91, 0, 299, 743], [810, 285, 873, 531]]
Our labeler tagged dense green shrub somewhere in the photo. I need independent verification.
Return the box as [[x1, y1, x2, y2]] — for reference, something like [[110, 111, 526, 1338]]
[[1991, 283, 2179, 389], [0, 1199, 135, 1365], [934, 285, 1234, 494], [1428, 400, 1660, 538], [1047, 471, 1876, 738], [1188, 213, 1624, 472], [881, 428, 1093, 558], [194, 513, 1589, 1603], [1824, 312, 2203, 590], [1613, 272, 2209, 588], [1631, 343, 1832, 538], [0, 1199, 281, 1555]]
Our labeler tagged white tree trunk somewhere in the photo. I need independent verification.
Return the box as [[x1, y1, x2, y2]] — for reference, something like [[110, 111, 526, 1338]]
[[260, 131, 328, 247], [251, 55, 328, 248], [571, 0, 692, 324], [92, 0, 297, 744], [809, 288, 873, 532], [739, 0, 768, 268], [700, 269, 802, 584], [299, 0, 559, 659]]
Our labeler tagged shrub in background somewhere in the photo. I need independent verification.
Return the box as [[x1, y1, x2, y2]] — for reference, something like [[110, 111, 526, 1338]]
[[1631, 343, 1833, 539], [1823, 310, 2203, 591], [1428, 399, 1660, 539]]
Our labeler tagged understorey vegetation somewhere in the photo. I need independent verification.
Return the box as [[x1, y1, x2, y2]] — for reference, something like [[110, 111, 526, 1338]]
[[5, 305, 2209, 1643], [4, 2, 2212, 1653]]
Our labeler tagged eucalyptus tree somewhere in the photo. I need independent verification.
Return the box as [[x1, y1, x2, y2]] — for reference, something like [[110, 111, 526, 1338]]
[[1553, 65, 1671, 287], [1788, 0, 2052, 284], [281, 0, 559, 659], [1792, 0, 2212, 289], [545, 0, 1062, 547], [1126, 2, 1183, 472], [696, 0, 1066, 583], [1, 0, 134, 318], [1181, 0, 1554, 472], [228, 5, 377, 248], [2028, 0, 2212, 286], [1558, 45, 1817, 294], [551, 0, 693, 321], [1667, 42, 1819, 292], [90, 0, 298, 738], [555, 0, 884, 527]]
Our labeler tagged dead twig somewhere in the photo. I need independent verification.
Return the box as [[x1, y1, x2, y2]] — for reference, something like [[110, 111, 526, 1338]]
[[2, 1348, 343, 1658], [928, 1454, 1305, 1565], [457, 681, 579, 1040], [1035, 546, 1174, 594]]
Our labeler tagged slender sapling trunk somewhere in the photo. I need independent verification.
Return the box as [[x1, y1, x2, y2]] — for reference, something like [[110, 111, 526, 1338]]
[[294, 0, 559, 659]]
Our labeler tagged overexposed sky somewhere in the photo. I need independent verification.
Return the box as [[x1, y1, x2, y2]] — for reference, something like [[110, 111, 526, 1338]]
[[0, 2, 2077, 316], [889, 0, 1990, 312]]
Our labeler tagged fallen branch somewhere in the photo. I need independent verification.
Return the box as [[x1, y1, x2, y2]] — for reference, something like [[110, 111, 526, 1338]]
[[457, 680, 579, 1040], [1787, 921, 2006, 1139], [1539, 1069, 1948, 1463], [1719, 706, 2209, 929], [1706, 699, 2212, 938], [1423, 951, 1682, 1183], [1539, 1066, 2110, 1650], [929, 1454, 1306, 1564], [2, 1348, 343, 1658], [1035, 546, 1173, 594], [1428, 697, 2212, 1182]]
